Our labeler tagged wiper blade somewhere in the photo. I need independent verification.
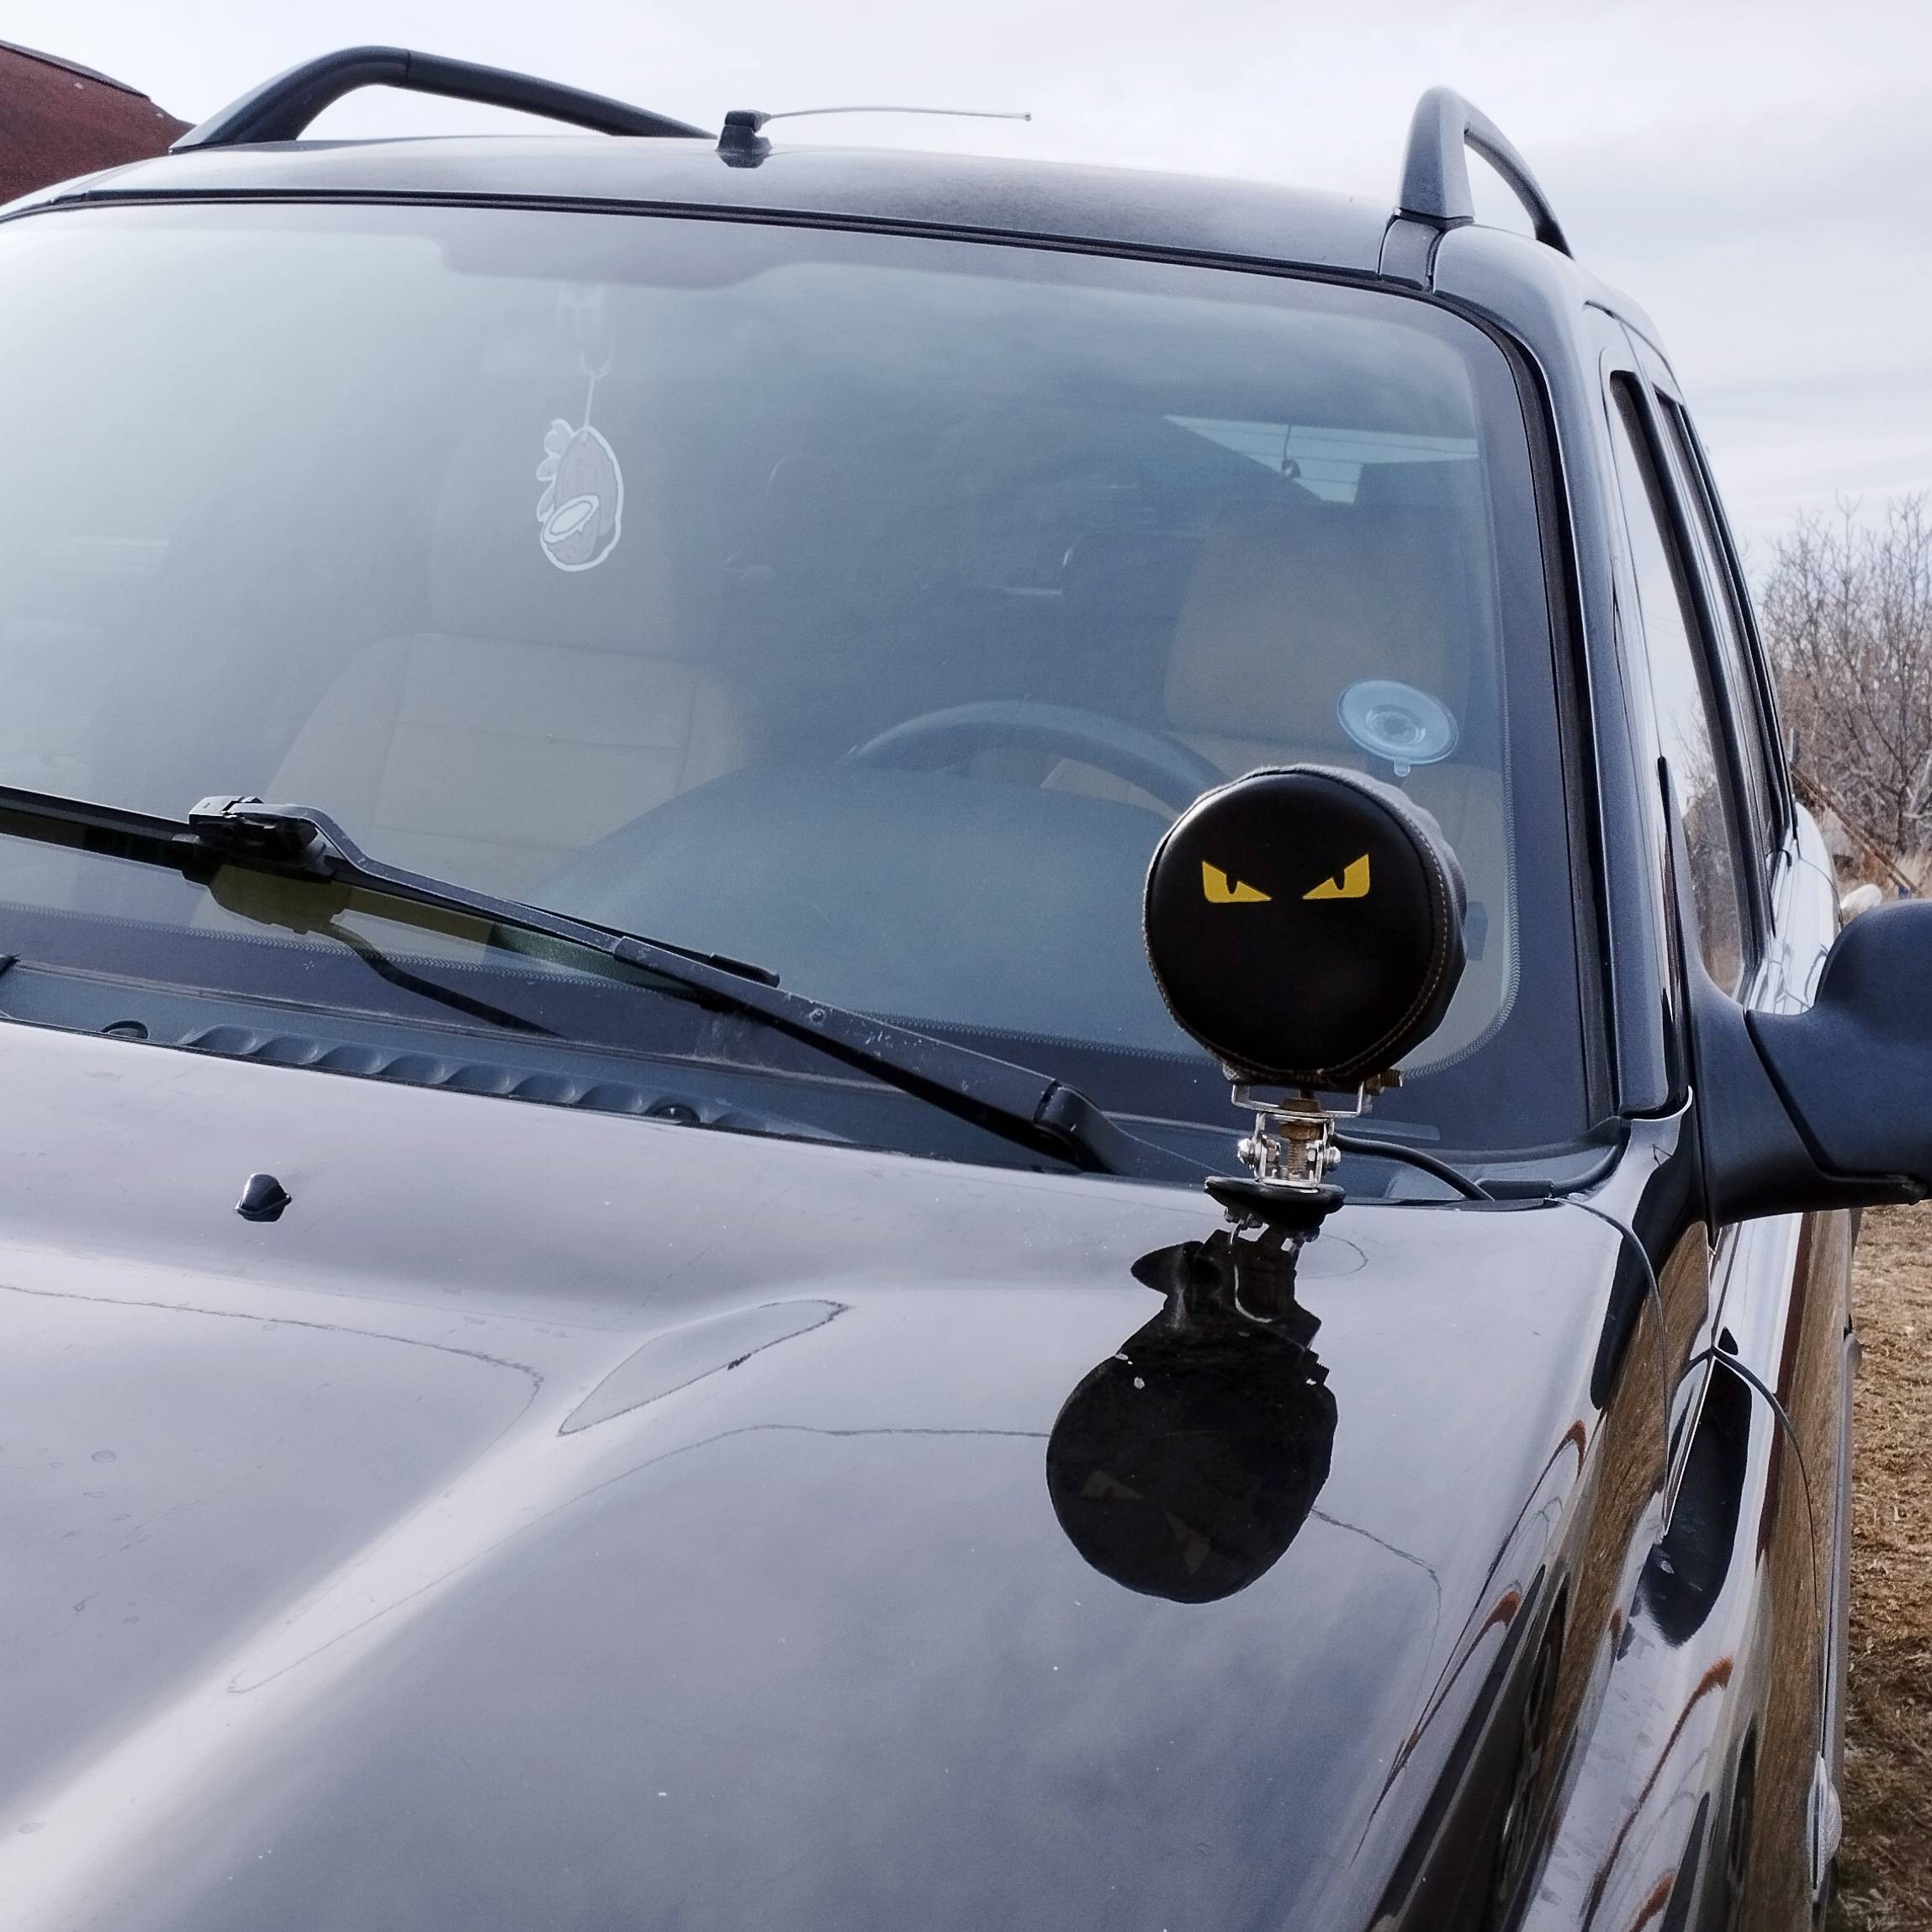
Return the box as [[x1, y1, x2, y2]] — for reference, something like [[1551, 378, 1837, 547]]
[[0, 786, 554, 1036], [248, 891, 557, 1036], [0, 784, 1200, 1182]]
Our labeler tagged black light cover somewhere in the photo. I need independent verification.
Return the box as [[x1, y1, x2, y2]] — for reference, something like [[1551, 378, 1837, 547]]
[[1143, 765, 1467, 1087]]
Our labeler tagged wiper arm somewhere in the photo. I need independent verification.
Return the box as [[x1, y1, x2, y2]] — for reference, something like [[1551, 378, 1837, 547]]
[[184, 797, 1199, 1181], [0, 784, 1200, 1182]]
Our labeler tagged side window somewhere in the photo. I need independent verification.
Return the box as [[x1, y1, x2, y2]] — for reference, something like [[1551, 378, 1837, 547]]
[[1606, 376, 1752, 995], [1652, 395, 1781, 865]]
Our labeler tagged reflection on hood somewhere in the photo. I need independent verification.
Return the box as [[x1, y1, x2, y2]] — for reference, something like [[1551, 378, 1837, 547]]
[[1045, 1221, 1337, 1604]]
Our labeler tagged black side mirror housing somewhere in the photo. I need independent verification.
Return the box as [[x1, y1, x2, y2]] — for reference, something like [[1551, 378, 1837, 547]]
[[1692, 897, 1932, 1223], [1656, 756, 1929, 1225], [1707, 896, 1932, 1213]]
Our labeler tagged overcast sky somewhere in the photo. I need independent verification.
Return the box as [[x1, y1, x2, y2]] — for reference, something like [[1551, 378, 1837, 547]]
[[10, 0, 1928, 560]]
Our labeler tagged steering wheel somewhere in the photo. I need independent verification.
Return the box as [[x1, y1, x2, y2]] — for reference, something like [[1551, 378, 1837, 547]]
[[843, 700, 1226, 812]]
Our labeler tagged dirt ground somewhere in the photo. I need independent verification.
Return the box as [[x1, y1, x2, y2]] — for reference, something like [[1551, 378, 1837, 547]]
[[1829, 1207, 1932, 1930]]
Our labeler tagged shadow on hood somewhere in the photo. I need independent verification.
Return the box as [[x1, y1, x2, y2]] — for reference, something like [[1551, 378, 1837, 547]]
[[1045, 1220, 1337, 1604]]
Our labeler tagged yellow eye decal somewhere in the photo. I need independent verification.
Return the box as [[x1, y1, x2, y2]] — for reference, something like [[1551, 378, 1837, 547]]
[[1304, 855, 1371, 901], [1201, 862, 1271, 905]]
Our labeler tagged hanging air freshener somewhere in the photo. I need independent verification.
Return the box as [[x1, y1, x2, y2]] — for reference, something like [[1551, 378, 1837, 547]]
[[536, 310, 623, 573]]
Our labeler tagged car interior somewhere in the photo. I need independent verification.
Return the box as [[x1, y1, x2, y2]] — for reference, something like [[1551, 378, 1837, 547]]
[[0, 209, 1558, 1137]]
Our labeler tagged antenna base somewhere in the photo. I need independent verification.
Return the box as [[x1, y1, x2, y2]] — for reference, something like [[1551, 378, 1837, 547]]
[[717, 109, 771, 167]]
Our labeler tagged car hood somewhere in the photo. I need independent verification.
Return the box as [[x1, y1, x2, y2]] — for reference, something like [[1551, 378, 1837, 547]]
[[0, 1020, 1617, 1931]]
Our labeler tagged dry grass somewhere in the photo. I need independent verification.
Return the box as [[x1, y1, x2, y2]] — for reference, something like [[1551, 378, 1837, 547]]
[[1830, 1206, 1932, 1930]]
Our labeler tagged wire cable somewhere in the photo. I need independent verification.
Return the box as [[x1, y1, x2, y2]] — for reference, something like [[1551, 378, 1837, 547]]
[[1334, 1125, 1837, 1798], [1337, 1135, 1822, 1715], [1563, 1195, 1675, 1501], [1681, 1334, 1833, 1781], [1333, 1130, 1491, 1201], [1325, 1134, 1670, 1490], [1681, 1341, 1823, 1631]]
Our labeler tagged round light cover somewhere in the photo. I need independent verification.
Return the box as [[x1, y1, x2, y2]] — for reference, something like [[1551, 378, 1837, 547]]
[[1337, 679, 1458, 774], [1142, 764, 1468, 1087]]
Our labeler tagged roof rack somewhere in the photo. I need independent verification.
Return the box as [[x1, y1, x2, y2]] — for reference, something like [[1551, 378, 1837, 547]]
[[1395, 86, 1570, 257], [172, 45, 709, 152]]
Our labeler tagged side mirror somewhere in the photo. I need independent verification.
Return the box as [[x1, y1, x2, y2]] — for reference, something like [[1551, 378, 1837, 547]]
[[1651, 752, 1931, 1222], [1696, 899, 1932, 1220]]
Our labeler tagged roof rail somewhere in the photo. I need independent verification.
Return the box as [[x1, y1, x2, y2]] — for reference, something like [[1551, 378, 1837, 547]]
[[172, 45, 709, 151], [1395, 86, 1570, 257]]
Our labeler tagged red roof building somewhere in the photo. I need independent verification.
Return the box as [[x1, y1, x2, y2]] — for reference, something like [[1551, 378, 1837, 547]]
[[0, 40, 187, 203]]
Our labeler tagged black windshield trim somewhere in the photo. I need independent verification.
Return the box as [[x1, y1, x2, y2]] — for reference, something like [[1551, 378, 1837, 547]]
[[0, 186, 1417, 300]]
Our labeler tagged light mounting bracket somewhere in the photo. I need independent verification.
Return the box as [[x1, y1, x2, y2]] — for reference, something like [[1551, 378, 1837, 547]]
[[1205, 1076, 1400, 1231]]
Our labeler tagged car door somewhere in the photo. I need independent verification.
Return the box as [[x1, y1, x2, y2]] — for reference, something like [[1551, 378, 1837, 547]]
[[1603, 323, 1850, 1929], [1644, 344, 1855, 1927]]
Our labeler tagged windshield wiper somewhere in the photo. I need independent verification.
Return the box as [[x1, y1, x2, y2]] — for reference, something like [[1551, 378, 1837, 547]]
[[0, 784, 1200, 1183], [0, 786, 556, 1037]]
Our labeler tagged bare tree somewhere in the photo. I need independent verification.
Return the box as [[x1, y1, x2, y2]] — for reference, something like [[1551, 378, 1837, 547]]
[[1760, 494, 1932, 877]]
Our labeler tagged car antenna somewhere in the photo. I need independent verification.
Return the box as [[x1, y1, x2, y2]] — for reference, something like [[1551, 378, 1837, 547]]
[[717, 105, 1031, 167]]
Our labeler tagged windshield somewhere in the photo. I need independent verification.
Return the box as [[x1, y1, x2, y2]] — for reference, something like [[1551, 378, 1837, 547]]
[[0, 200, 1588, 1165]]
